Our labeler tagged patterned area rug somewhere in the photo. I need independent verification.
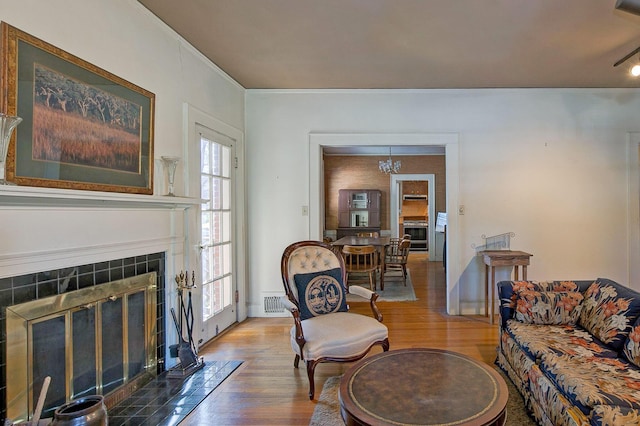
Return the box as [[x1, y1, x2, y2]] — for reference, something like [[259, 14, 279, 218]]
[[347, 269, 417, 302], [309, 367, 537, 426]]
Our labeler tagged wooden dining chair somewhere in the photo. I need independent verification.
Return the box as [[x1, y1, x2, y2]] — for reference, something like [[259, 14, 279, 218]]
[[380, 238, 411, 290], [342, 244, 378, 290], [355, 232, 380, 269]]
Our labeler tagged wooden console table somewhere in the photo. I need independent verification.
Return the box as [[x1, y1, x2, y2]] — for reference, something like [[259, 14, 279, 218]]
[[482, 250, 533, 324]]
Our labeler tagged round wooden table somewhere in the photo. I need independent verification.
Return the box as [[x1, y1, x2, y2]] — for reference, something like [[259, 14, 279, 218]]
[[339, 348, 508, 426]]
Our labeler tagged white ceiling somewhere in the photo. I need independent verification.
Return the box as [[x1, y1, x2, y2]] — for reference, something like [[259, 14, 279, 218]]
[[138, 0, 640, 89]]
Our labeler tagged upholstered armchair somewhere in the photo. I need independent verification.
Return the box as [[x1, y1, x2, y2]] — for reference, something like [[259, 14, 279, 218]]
[[280, 240, 389, 399]]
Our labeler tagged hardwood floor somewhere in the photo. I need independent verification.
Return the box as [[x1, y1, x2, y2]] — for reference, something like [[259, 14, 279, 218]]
[[182, 252, 499, 425]]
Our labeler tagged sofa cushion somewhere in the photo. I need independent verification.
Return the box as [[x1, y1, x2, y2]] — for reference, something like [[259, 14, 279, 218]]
[[498, 280, 589, 328], [294, 268, 348, 320], [515, 290, 584, 325], [579, 279, 640, 351], [590, 405, 640, 426], [539, 353, 640, 414], [512, 280, 580, 293], [623, 319, 640, 369], [506, 320, 618, 361]]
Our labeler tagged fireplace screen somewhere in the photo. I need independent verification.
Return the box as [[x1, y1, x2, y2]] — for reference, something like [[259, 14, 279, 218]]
[[5, 272, 157, 422]]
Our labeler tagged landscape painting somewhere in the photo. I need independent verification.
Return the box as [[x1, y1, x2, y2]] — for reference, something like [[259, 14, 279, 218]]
[[34, 65, 142, 174], [1, 22, 155, 194]]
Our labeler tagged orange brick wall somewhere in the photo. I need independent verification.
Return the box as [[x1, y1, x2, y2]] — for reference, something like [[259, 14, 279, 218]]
[[323, 155, 446, 230]]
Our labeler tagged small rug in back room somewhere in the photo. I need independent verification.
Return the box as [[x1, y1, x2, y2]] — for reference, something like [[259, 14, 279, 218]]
[[347, 269, 417, 302]]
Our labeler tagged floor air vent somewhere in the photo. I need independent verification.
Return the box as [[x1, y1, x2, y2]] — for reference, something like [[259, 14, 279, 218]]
[[264, 295, 285, 313]]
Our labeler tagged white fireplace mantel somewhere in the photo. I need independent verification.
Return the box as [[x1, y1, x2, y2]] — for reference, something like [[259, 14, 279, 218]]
[[0, 185, 204, 208], [0, 185, 199, 279]]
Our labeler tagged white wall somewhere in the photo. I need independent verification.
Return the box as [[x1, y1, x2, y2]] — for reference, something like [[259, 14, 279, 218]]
[[0, 0, 246, 352], [245, 89, 640, 315], [2, 1, 639, 320]]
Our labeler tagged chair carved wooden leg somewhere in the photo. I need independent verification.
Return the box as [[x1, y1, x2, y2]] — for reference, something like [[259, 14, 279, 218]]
[[294, 354, 300, 368], [306, 359, 320, 400]]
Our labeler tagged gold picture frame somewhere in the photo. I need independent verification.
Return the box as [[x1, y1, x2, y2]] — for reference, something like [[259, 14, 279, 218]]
[[1, 22, 155, 194]]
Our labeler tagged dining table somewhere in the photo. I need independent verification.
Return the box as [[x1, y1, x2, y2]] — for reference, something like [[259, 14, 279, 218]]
[[332, 236, 391, 290], [331, 235, 391, 249]]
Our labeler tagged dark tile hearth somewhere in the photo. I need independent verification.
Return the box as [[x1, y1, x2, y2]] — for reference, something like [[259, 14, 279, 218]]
[[0, 253, 166, 421], [108, 360, 242, 426]]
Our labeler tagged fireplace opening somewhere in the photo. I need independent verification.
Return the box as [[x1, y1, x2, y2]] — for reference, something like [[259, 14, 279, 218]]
[[0, 252, 167, 424], [4, 270, 159, 422]]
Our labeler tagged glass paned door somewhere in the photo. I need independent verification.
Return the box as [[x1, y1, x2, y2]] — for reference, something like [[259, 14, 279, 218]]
[[200, 128, 236, 343]]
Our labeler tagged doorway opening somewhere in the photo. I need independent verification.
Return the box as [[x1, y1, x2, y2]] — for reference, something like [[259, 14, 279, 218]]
[[390, 174, 441, 260], [309, 133, 462, 315], [198, 125, 237, 344]]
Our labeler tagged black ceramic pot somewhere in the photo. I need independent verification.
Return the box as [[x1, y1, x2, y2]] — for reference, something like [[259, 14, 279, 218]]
[[51, 395, 108, 426]]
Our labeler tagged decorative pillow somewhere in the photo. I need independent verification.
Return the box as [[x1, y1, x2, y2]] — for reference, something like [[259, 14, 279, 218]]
[[293, 268, 347, 320], [515, 290, 584, 325], [512, 280, 579, 293], [579, 279, 640, 351], [623, 319, 640, 368]]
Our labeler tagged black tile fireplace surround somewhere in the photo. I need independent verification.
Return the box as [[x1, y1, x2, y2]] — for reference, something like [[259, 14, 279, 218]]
[[0, 252, 166, 422]]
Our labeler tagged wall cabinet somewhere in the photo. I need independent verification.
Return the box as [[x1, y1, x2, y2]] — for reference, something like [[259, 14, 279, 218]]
[[338, 189, 381, 229]]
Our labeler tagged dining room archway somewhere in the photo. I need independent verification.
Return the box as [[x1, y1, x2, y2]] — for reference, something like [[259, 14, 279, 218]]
[[309, 133, 462, 315]]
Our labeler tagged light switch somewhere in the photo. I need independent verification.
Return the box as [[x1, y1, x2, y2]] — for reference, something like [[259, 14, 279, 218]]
[[458, 205, 465, 215]]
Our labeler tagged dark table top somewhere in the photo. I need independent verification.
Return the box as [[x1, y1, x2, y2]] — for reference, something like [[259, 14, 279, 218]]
[[339, 348, 508, 426], [332, 236, 391, 247]]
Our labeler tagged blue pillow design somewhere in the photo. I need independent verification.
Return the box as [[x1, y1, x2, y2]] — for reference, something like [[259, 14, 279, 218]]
[[293, 268, 347, 320]]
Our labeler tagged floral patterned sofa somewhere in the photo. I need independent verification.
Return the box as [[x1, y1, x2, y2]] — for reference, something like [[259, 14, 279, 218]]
[[496, 278, 640, 426]]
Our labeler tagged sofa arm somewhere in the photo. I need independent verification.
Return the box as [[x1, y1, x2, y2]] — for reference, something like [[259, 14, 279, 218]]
[[497, 280, 517, 329]]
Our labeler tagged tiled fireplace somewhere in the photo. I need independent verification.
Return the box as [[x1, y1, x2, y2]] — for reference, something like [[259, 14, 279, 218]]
[[0, 252, 166, 422]]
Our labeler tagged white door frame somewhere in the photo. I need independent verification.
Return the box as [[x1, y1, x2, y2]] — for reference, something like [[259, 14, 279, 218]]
[[309, 133, 461, 315], [196, 125, 237, 343], [390, 174, 437, 259], [184, 103, 247, 351], [628, 132, 640, 286]]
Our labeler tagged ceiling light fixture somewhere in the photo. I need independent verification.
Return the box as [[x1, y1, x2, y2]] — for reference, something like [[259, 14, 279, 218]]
[[379, 147, 401, 174], [613, 46, 640, 77]]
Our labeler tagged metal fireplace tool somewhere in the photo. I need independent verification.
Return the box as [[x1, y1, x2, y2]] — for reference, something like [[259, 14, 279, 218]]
[[168, 271, 205, 377]]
